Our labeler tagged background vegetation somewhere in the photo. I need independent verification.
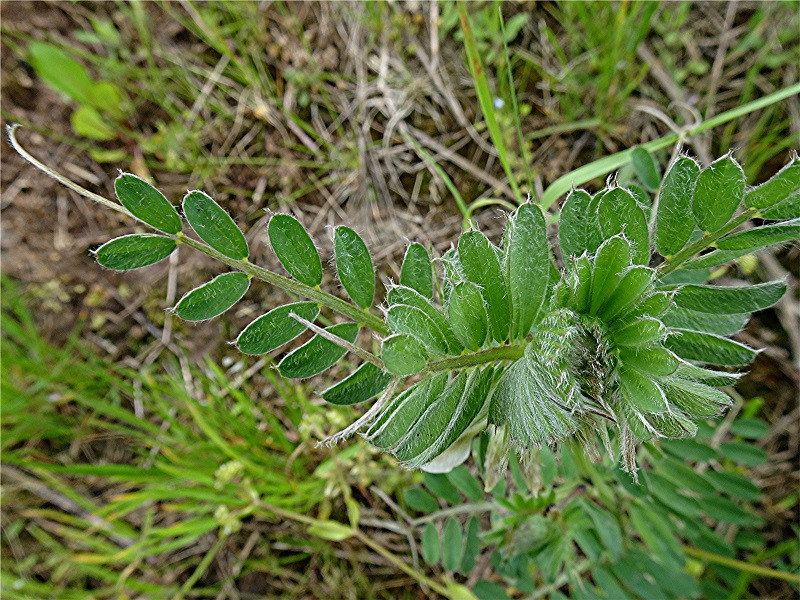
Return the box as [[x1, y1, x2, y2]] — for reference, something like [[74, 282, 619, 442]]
[[2, 1, 798, 598]]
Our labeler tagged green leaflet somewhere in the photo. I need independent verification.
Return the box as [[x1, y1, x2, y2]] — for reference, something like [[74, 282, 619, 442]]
[[488, 344, 577, 446], [597, 188, 650, 264], [400, 243, 434, 299], [173, 272, 250, 321], [646, 411, 697, 439], [618, 366, 666, 413], [114, 173, 182, 234], [267, 214, 322, 286], [692, 155, 745, 232], [716, 218, 800, 251], [447, 281, 489, 351], [760, 192, 800, 220], [567, 254, 593, 313], [655, 156, 701, 256], [441, 518, 464, 572], [581, 499, 623, 560], [661, 307, 749, 336], [368, 374, 447, 448], [631, 147, 661, 191], [405, 487, 438, 513], [333, 226, 375, 309], [589, 236, 632, 315], [236, 302, 320, 355], [386, 304, 448, 355], [665, 329, 757, 366], [381, 333, 428, 376], [458, 230, 510, 342], [94, 234, 177, 270], [421, 522, 440, 565], [673, 279, 787, 314], [660, 377, 731, 418], [619, 346, 678, 376], [278, 322, 359, 378], [744, 157, 800, 209], [683, 248, 754, 269], [398, 368, 494, 469], [503, 203, 550, 340], [704, 470, 761, 501], [559, 188, 600, 258], [460, 516, 480, 573], [321, 362, 391, 406], [673, 361, 741, 387], [609, 317, 664, 347], [182, 190, 248, 260], [626, 291, 673, 319], [387, 286, 463, 354], [597, 265, 655, 322]]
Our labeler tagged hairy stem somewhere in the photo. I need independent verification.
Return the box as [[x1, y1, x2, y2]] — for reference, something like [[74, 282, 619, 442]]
[[424, 344, 525, 373], [7, 124, 390, 336], [658, 208, 758, 276]]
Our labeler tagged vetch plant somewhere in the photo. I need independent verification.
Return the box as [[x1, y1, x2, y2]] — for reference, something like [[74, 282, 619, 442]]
[[8, 125, 799, 482]]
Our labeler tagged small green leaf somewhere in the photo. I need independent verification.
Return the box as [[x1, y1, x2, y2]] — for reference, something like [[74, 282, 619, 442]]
[[95, 234, 176, 270], [386, 305, 448, 355], [473, 580, 512, 600], [631, 147, 661, 191], [716, 219, 800, 251], [423, 472, 461, 505], [71, 105, 115, 140], [387, 286, 463, 354], [744, 157, 800, 209], [609, 317, 664, 347], [236, 302, 320, 355], [182, 190, 249, 260], [661, 307, 749, 335], [730, 417, 769, 439], [400, 243, 434, 299], [173, 272, 250, 321], [28, 42, 96, 106], [441, 518, 464, 572], [589, 235, 632, 315], [404, 487, 439, 513], [503, 203, 550, 340], [660, 377, 731, 417], [267, 214, 322, 286], [702, 496, 763, 526], [448, 281, 489, 351], [334, 226, 375, 309], [666, 330, 757, 366], [278, 322, 359, 379], [114, 173, 182, 234], [582, 500, 623, 559], [458, 231, 510, 342], [446, 465, 484, 502], [368, 374, 446, 448], [597, 188, 650, 264], [717, 442, 768, 466], [692, 155, 745, 232], [321, 362, 392, 406], [381, 333, 428, 376], [655, 156, 701, 256], [760, 192, 800, 220], [683, 248, 753, 269], [618, 366, 666, 413], [673, 279, 787, 314], [460, 516, 481, 574], [421, 522, 440, 565], [597, 265, 655, 322], [673, 361, 741, 387], [559, 188, 602, 258], [704, 470, 760, 501], [307, 520, 353, 541]]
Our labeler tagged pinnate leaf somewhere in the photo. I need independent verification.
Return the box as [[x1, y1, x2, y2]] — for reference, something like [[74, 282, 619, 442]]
[[182, 190, 248, 260], [95, 234, 176, 270], [236, 302, 320, 355], [268, 214, 322, 286], [173, 272, 250, 321], [334, 226, 374, 309], [692, 155, 745, 232], [114, 173, 182, 234], [278, 322, 359, 378]]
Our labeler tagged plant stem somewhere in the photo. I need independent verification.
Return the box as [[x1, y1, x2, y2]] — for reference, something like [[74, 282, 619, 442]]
[[424, 344, 525, 373], [682, 545, 800, 584], [657, 208, 758, 276], [6, 124, 390, 336]]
